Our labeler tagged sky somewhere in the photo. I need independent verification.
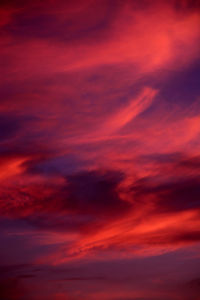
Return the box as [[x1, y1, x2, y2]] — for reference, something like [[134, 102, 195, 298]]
[[0, 0, 200, 299]]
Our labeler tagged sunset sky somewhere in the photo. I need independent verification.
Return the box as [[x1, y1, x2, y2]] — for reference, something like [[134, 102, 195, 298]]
[[0, 0, 200, 299]]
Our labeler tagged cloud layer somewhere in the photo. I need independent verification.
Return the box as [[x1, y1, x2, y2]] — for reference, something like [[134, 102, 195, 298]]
[[1, 0, 200, 299]]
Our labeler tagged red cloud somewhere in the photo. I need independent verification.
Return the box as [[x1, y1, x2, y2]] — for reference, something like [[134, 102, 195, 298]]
[[0, 0, 200, 299]]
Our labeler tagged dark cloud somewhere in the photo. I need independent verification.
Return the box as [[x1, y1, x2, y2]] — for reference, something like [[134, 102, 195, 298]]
[[177, 277, 200, 300], [153, 179, 200, 212], [141, 230, 200, 246], [3, 0, 118, 43], [187, 277, 200, 290], [0, 278, 26, 300], [57, 276, 104, 281], [0, 264, 32, 275], [158, 61, 200, 108], [173, 231, 200, 243], [22, 213, 95, 233], [0, 114, 23, 141], [174, 0, 200, 12], [131, 172, 200, 212], [178, 156, 200, 170], [64, 170, 128, 215], [0, 0, 28, 8], [0, 169, 130, 232], [17, 274, 35, 279]]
